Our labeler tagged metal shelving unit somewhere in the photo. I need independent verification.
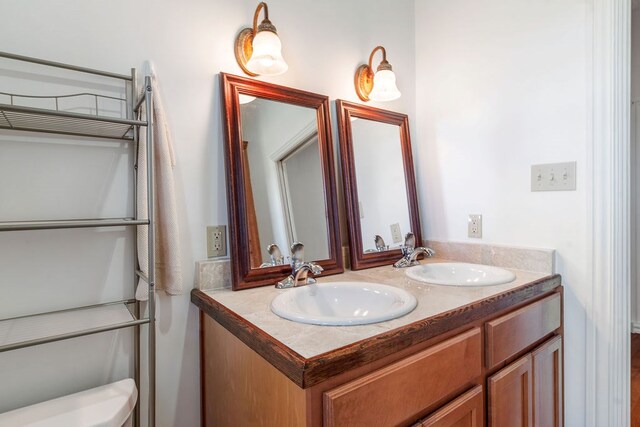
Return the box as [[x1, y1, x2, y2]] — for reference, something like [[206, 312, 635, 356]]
[[0, 218, 149, 231], [0, 51, 156, 427], [0, 103, 147, 139], [0, 300, 146, 352]]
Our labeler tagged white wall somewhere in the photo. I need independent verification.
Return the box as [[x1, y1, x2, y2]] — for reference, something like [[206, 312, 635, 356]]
[[414, 1, 588, 425], [282, 138, 328, 259], [0, 1, 416, 425], [632, 8, 640, 101], [632, 8, 640, 329], [240, 98, 320, 262], [2, 1, 593, 424], [351, 119, 411, 250]]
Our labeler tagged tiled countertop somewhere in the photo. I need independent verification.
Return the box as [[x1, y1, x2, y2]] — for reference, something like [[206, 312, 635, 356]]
[[196, 260, 548, 358], [192, 250, 560, 388]]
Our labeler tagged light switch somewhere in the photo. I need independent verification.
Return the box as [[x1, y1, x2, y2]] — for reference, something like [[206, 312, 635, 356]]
[[531, 162, 576, 192]]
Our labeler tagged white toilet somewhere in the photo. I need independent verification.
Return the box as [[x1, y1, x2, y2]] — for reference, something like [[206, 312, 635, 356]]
[[0, 378, 138, 427]]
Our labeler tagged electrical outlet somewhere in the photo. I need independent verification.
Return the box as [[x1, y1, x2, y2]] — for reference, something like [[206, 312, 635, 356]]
[[390, 223, 403, 243], [468, 214, 482, 238], [207, 225, 227, 258]]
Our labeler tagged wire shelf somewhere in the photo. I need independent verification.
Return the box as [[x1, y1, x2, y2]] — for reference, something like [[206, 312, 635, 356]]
[[0, 300, 149, 353], [0, 103, 146, 140], [0, 218, 149, 232]]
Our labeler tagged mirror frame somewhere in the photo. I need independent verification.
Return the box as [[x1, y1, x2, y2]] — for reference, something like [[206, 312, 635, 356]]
[[336, 99, 423, 270], [221, 73, 343, 290]]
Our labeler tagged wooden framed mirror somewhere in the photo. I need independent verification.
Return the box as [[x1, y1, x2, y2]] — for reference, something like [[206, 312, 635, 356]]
[[336, 100, 422, 270], [221, 73, 343, 290]]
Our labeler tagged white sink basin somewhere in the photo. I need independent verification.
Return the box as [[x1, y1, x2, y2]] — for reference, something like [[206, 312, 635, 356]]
[[406, 262, 516, 286], [270, 282, 417, 326]]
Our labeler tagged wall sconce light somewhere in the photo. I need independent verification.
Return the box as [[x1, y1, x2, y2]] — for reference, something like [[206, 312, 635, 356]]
[[234, 2, 288, 76], [354, 46, 401, 102]]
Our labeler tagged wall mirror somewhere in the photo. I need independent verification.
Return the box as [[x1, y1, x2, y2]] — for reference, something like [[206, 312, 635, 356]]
[[336, 100, 422, 270], [221, 73, 343, 290]]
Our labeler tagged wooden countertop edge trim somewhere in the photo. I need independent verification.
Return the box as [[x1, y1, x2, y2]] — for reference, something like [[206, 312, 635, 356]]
[[191, 290, 308, 385], [191, 274, 562, 388]]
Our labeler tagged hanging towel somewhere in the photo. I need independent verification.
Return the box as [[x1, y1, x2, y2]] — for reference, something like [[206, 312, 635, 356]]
[[135, 68, 182, 300]]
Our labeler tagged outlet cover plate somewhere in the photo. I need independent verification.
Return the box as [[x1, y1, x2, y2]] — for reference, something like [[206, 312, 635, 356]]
[[468, 214, 482, 238], [531, 161, 577, 192], [390, 223, 403, 243], [207, 225, 227, 258]]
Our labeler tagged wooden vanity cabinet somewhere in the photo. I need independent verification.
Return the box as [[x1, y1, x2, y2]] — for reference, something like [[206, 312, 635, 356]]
[[413, 386, 484, 427], [485, 294, 561, 369], [323, 329, 482, 427], [532, 336, 563, 427], [487, 336, 563, 427], [486, 294, 563, 427], [198, 287, 563, 427], [488, 354, 533, 426]]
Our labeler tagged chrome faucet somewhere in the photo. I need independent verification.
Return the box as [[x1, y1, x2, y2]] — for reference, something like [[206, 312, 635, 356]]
[[393, 232, 435, 268], [276, 242, 324, 288], [259, 244, 285, 268], [366, 235, 389, 253], [374, 235, 388, 251]]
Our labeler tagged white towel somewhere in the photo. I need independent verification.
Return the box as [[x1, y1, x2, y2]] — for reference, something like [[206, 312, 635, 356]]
[[135, 68, 182, 300]]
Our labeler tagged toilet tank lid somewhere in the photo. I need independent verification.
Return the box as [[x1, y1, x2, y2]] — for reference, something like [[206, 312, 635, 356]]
[[0, 378, 138, 427]]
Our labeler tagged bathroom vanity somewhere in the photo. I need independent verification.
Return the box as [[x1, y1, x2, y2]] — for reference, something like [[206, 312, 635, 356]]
[[192, 262, 562, 427], [203, 73, 563, 426]]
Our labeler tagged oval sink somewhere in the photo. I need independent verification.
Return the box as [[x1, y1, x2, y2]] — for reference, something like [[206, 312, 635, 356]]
[[270, 282, 417, 326], [406, 262, 516, 286]]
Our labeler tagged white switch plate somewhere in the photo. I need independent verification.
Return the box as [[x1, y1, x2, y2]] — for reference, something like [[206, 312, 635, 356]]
[[531, 162, 577, 192], [390, 223, 403, 243], [468, 214, 482, 238]]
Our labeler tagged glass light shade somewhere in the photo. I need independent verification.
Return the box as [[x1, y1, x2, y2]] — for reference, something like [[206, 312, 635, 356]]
[[368, 69, 401, 102], [246, 30, 288, 76]]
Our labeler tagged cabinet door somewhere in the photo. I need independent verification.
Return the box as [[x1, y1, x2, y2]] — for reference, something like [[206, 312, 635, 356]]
[[532, 336, 563, 427], [323, 328, 482, 427], [488, 355, 533, 427], [415, 385, 484, 427]]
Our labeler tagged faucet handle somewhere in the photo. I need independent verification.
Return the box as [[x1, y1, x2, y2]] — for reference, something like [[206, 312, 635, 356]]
[[267, 244, 284, 265], [374, 235, 387, 252], [402, 232, 416, 256], [290, 242, 305, 267], [310, 263, 324, 275], [303, 263, 324, 285]]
